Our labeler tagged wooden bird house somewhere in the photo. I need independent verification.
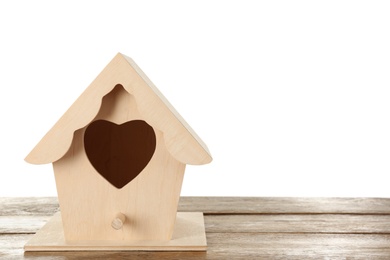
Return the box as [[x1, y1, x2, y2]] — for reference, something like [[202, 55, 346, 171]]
[[24, 53, 212, 251]]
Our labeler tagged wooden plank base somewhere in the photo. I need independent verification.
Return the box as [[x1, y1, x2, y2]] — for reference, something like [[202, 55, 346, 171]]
[[24, 212, 206, 251], [3, 197, 390, 259]]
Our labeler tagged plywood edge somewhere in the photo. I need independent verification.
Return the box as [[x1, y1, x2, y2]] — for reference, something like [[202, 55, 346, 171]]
[[120, 54, 212, 165], [24, 212, 207, 251]]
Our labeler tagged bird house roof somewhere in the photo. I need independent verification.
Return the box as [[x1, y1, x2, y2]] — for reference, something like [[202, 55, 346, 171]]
[[25, 53, 212, 165]]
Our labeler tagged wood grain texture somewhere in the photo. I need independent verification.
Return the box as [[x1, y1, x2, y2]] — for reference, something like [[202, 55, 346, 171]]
[[25, 53, 212, 165], [53, 128, 185, 241], [178, 196, 390, 214], [3, 214, 390, 235], [24, 60, 211, 242], [205, 214, 390, 234], [0, 197, 59, 216], [24, 212, 207, 251], [2, 197, 390, 215], [2, 197, 390, 258], [3, 234, 390, 259], [111, 213, 126, 230], [0, 216, 50, 234], [53, 86, 186, 241]]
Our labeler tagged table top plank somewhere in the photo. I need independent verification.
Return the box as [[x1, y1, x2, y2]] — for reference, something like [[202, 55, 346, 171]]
[[3, 233, 390, 260], [179, 196, 390, 214], [2, 197, 390, 215], [205, 214, 390, 234], [0, 216, 50, 234], [0, 197, 59, 216], [2, 197, 390, 259], [3, 214, 390, 235]]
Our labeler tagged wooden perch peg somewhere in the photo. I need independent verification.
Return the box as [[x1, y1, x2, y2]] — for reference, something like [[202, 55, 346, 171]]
[[111, 213, 126, 230]]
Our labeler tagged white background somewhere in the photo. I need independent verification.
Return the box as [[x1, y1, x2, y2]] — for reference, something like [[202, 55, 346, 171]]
[[1, 1, 390, 197]]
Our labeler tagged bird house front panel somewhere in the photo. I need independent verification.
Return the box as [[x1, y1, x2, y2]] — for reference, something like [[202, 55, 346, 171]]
[[53, 85, 186, 241]]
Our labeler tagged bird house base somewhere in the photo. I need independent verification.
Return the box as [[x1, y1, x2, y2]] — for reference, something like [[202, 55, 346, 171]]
[[24, 212, 207, 251]]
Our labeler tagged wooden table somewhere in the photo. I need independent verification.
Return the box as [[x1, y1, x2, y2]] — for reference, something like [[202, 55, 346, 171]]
[[2, 197, 390, 259]]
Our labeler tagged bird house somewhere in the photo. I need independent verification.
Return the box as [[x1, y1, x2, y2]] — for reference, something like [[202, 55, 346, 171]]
[[24, 53, 212, 251]]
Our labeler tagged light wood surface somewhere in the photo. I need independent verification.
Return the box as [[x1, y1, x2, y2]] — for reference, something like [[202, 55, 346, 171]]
[[178, 196, 390, 214], [52, 85, 186, 241], [2, 196, 390, 259], [25, 53, 212, 165], [24, 212, 207, 251], [24, 54, 212, 242], [111, 212, 126, 230]]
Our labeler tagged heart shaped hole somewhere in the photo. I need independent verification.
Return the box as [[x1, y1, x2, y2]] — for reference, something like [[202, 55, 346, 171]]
[[84, 120, 156, 189]]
